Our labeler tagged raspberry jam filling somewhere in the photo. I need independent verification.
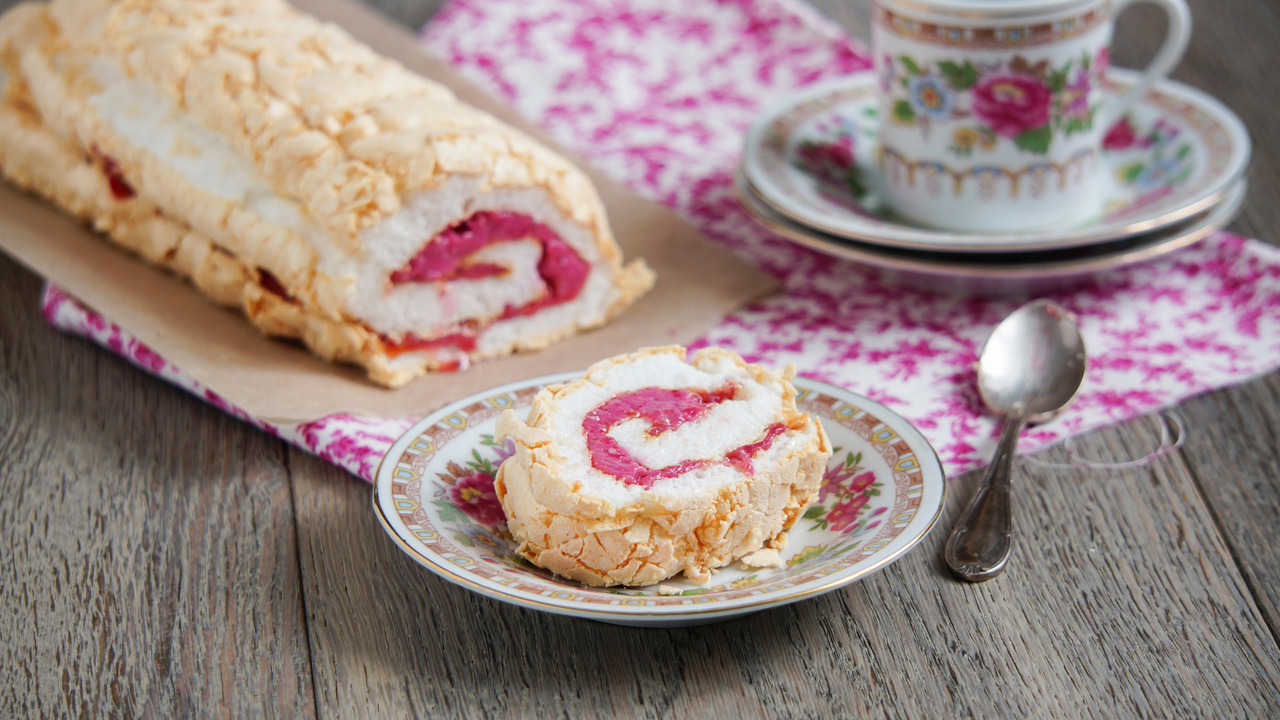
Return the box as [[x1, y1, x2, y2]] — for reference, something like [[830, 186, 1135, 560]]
[[383, 211, 590, 358], [91, 147, 135, 200], [583, 385, 789, 488], [257, 269, 295, 302]]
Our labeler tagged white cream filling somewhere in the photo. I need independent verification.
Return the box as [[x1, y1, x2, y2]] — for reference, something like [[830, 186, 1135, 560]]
[[475, 265, 614, 354], [545, 353, 808, 507], [81, 56, 616, 353]]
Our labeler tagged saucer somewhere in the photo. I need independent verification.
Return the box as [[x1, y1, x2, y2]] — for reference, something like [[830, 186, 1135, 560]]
[[741, 69, 1250, 253], [372, 373, 946, 627], [736, 171, 1245, 293]]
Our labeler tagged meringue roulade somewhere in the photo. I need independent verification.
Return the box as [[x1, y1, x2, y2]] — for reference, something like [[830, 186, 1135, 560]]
[[0, 0, 653, 387], [495, 346, 832, 587]]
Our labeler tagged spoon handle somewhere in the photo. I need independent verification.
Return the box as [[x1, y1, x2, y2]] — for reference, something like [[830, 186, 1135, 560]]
[[944, 411, 1026, 582]]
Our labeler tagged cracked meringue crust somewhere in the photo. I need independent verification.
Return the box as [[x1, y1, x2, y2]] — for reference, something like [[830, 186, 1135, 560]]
[[495, 346, 833, 587], [0, 0, 654, 387]]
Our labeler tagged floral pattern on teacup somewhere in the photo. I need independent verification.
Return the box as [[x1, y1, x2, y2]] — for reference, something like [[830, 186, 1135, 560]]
[[886, 50, 1105, 156], [789, 79, 1200, 206], [758, 72, 1236, 230]]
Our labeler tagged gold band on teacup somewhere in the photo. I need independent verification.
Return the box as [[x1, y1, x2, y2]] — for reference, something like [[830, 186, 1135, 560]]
[[879, 147, 1097, 200], [873, 4, 1111, 49]]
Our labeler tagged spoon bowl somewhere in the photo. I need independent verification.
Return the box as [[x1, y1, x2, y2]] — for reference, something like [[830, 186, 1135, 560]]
[[978, 301, 1088, 422], [945, 300, 1087, 582]]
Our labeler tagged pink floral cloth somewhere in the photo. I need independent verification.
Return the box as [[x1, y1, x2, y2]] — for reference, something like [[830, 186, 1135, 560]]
[[39, 0, 1280, 482]]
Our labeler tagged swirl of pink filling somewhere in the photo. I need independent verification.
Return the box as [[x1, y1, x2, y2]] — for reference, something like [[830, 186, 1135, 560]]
[[381, 211, 590, 358], [583, 385, 789, 489]]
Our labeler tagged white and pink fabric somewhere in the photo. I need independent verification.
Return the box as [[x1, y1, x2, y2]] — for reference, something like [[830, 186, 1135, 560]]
[[38, 0, 1280, 481]]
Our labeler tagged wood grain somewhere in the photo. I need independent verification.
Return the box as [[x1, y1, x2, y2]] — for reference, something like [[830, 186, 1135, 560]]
[[1177, 377, 1280, 639], [0, 260, 317, 717], [1116, 0, 1280, 645], [1, 0, 1279, 717]]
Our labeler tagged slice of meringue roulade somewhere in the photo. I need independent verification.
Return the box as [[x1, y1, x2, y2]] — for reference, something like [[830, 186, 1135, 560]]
[[0, 0, 653, 387], [495, 346, 833, 587]]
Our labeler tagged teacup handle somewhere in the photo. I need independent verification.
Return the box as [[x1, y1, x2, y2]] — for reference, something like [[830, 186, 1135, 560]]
[[1100, 0, 1192, 129]]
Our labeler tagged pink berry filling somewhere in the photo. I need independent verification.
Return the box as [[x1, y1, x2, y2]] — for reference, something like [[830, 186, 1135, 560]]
[[91, 147, 135, 200], [583, 384, 790, 488], [381, 211, 590, 358]]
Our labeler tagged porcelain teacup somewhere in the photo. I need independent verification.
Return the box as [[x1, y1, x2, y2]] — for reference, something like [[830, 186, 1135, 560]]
[[872, 0, 1191, 232]]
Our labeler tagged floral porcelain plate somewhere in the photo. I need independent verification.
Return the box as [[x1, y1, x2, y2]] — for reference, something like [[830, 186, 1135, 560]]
[[741, 69, 1249, 252], [372, 373, 946, 627]]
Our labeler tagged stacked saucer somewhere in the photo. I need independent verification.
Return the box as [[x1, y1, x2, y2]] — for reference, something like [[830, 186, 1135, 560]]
[[738, 70, 1250, 293]]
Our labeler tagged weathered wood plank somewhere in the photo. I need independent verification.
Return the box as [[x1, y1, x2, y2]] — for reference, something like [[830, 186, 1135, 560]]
[[1110, 0, 1280, 645], [0, 256, 316, 718], [1176, 376, 1280, 639]]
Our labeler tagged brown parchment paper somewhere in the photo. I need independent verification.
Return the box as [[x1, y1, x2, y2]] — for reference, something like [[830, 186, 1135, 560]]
[[0, 0, 776, 423]]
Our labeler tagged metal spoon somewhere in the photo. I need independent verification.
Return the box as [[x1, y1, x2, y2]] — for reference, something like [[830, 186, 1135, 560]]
[[944, 300, 1087, 582]]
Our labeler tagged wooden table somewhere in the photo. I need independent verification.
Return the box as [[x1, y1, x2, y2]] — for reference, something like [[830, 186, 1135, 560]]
[[3, 0, 1278, 717]]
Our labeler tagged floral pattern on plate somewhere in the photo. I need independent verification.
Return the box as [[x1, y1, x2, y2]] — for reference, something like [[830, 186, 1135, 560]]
[[791, 108, 873, 205], [1103, 117, 1193, 217], [742, 69, 1249, 251], [374, 373, 946, 626]]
